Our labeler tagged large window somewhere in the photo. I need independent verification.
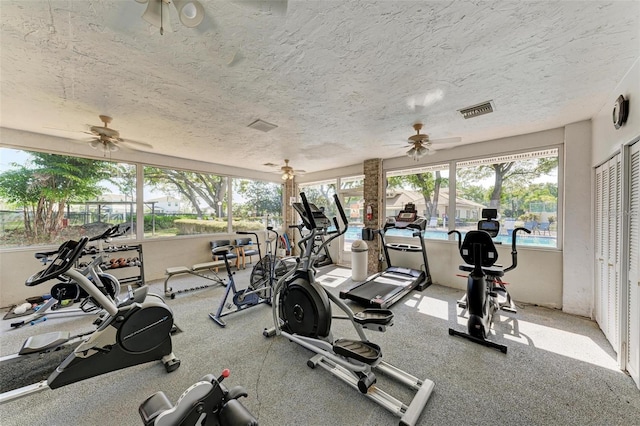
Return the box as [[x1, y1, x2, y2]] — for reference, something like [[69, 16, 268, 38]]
[[455, 148, 559, 248], [385, 164, 450, 239], [340, 175, 364, 252], [298, 180, 338, 220], [232, 178, 282, 231], [0, 148, 136, 248], [143, 166, 229, 238]]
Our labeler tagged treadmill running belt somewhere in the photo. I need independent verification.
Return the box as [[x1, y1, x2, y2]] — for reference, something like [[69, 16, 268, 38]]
[[346, 273, 413, 302]]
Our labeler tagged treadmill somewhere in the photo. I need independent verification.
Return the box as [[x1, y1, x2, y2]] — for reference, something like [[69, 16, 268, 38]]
[[340, 203, 433, 309]]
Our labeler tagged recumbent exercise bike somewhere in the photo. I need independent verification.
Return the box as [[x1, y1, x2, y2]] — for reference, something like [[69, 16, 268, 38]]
[[447, 209, 530, 353], [139, 368, 258, 426], [263, 192, 434, 426]]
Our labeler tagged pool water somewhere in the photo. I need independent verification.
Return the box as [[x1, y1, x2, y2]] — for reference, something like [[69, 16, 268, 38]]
[[344, 226, 557, 248]]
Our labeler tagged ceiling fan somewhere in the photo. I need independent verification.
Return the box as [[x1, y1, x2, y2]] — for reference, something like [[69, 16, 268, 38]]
[[264, 159, 305, 181], [84, 115, 153, 154], [403, 123, 461, 161], [135, 0, 205, 35]]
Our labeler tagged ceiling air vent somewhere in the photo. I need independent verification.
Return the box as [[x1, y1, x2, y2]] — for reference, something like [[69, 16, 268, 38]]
[[247, 119, 278, 132], [458, 100, 495, 119]]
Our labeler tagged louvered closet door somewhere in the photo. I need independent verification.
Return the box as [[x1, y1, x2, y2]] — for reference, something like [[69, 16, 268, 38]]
[[627, 141, 639, 389], [595, 154, 621, 351]]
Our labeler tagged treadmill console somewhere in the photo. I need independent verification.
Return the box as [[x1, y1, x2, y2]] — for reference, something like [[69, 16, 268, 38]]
[[292, 202, 332, 230], [393, 203, 418, 229]]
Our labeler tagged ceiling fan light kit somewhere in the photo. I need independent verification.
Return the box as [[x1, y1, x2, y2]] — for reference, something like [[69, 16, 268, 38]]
[[173, 0, 205, 27], [137, 0, 205, 34], [402, 122, 461, 161]]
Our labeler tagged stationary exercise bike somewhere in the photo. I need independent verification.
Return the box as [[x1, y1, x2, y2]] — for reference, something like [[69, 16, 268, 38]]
[[264, 193, 434, 426], [0, 235, 180, 404], [139, 368, 258, 426], [447, 209, 530, 353], [209, 229, 294, 327]]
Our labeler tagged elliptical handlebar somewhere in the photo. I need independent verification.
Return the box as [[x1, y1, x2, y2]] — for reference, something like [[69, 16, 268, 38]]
[[297, 192, 349, 260], [88, 224, 130, 242], [504, 227, 530, 273], [300, 192, 317, 230], [26, 237, 89, 286], [33, 224, 129, 264], [334, 193, 348, 229]]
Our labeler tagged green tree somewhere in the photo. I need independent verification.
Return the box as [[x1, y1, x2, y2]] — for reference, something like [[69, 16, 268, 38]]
[[144, 168, 227, 218], [301, 184, 337, 219], [233, 179, 282, 218], [0, 153, 110, 241], [458, 158, 557, 208], [457, 184, 489, 204], [387, 171, 448, 218]]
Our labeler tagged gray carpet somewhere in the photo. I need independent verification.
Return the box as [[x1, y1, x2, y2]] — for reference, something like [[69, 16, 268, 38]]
[[1, 265, 639, 426]]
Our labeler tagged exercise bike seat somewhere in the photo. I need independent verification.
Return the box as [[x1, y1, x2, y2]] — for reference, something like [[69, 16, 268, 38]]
[[219, 399, 259, 426], [139, 391, 173, 426], [459, 263, 505, 277]]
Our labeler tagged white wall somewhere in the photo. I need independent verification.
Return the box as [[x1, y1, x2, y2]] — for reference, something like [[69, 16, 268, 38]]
[[592, 57, 640, 166], [562, 121, 593, 317]]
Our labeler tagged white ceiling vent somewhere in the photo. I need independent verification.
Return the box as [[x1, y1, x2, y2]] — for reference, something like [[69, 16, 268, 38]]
[[247, 119, 278, 132], [458, 100, 495, 119]]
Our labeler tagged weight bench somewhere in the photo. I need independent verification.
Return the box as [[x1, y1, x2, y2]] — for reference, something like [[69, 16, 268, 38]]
[[164, 260, 226, 299]]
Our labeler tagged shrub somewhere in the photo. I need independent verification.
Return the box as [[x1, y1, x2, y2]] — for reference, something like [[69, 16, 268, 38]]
[[174, 219, 263, 235]]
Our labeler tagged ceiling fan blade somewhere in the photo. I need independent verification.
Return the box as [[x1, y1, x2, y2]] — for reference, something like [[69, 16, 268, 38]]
[[428, 137, 462, 145], [238, 0, 288, 16], [142, 0, 173, 32], [119, 139, 154, 149]]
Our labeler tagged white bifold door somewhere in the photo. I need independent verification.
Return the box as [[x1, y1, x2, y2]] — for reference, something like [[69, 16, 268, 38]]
[[626, 142, 639, 389], [595, 142, 639, 390]]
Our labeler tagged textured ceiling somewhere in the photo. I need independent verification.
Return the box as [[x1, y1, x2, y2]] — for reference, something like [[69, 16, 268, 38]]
[[1, 1, 639, 176]]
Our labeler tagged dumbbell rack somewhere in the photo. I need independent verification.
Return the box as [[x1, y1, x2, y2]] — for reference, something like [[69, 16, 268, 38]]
[[80, 244, 145, 289]]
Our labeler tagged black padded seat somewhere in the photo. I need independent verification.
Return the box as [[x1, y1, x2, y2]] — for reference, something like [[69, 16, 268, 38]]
[[235, 237, 259, 265], [210, 240, 238, 270], [459, 230, 499, 268]]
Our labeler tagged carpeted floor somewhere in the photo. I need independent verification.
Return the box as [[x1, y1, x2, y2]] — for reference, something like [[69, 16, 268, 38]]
[[0, 265, 638, 425]]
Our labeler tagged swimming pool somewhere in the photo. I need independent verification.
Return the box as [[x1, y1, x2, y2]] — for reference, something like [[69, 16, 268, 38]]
[[343, 226, 557, 248]]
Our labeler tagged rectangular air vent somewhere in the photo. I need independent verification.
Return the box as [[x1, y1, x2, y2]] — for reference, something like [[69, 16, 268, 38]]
[[247, 119, 278, 132], [458, 100, 495, 119]]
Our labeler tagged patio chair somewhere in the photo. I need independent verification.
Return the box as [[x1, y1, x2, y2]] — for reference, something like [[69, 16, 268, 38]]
[[538, 221, 551, 235], [524, 220, 538, 233]]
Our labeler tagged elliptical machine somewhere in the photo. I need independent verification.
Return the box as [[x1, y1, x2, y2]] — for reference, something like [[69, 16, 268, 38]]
[[264, 193, 434, 426], [447, 209, 530, 353], [0, 235, 180, 404]]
